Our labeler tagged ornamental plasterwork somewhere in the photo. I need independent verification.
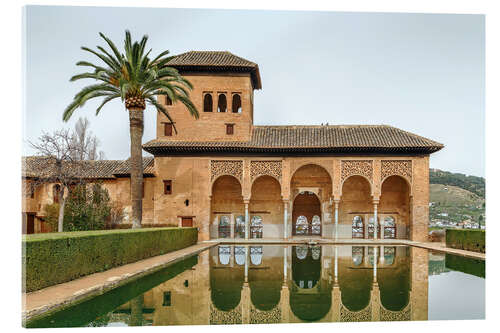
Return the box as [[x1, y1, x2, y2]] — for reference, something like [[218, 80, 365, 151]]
[[381, 160, 412, 183], [339, 304, 372, 322], [249, 305, 282, 324], [211, 160, 243, 182], [341, 160, 373, 183], [250, 160, 282, 182], [210, 303, 242, 325], [380, 303, 411, 321]]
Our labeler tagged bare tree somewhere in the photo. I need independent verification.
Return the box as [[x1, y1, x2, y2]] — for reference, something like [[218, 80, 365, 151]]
[[71, 117, 106, 161]]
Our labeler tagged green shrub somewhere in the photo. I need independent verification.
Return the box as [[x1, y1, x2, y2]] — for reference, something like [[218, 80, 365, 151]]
[[22, 227, 198, 292], [445, 229, 485, 253]]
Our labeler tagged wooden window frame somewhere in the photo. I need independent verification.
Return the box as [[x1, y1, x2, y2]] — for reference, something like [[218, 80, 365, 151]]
[[163, 180, 172, 195], [226, 123, 234, 135], [164, 123, 173, 136]]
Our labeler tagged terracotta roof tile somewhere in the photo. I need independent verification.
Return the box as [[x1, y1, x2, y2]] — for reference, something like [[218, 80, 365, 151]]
[[22, 156, 155, 179], [143, 125, 444, 154], [167, 51, 262, 89]]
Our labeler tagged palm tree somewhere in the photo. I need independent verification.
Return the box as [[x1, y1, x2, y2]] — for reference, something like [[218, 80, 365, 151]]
[[63, 30, 198, 228]]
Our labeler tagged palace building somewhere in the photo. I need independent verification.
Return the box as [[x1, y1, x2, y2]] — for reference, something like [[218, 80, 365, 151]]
[[22, 51, 444, 242]]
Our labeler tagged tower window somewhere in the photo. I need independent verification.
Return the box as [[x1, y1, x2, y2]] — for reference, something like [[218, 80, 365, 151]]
[[164, 123, 173, 136], [232, 94, 242, 113], [164, 180, 172, 195], [166, 95, 173, 105], [226, 124, 234, 135], [163, 291, 171, 306], [218, 94, 227, 112], [203, 93, 213, 112]]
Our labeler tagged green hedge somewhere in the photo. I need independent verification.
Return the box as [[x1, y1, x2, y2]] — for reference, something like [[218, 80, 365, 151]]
[[445, 229, 485, 253], [445, 253, 485, 278], [22, 227, 198, 292]]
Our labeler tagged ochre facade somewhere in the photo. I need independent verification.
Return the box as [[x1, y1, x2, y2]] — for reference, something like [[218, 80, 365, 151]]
[[22, 51, 442, 242]]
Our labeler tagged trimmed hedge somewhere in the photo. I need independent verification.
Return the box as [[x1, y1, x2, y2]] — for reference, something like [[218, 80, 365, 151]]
[[445, 229, 485, 253], [22, 227, 198, 292], [445, 253, 485, 278]]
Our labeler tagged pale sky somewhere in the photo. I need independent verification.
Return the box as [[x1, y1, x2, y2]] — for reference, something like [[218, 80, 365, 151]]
[[23, 6, 485, 177]]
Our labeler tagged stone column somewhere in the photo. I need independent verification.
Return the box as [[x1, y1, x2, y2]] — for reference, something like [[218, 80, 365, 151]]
[[379, 246, 385, 265], [244, 246, 249, 282], [283, 246, 288, 281], [283, 200, 289, 239], [373, 246, 378, 281], [373, 201, 379, 239], [334, 199, 340, 240], [334, 246, 338, 284], [244, 200, 250, 239]]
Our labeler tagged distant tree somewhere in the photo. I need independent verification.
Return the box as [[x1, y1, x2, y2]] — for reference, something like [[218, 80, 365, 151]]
[[71, 117, 105, 160], [29, 129, 84, 232], [63, 183, 111, 231], [29, 119, 106, 232]]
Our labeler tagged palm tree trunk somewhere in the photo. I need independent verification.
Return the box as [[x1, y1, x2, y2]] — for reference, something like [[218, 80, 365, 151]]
[[128, 107, 144, 229]]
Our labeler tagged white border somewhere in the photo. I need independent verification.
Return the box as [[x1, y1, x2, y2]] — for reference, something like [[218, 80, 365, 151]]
[[2, 1, 497, 332]]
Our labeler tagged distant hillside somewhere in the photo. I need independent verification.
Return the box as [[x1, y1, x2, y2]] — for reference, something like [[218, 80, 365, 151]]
[[430, 169, 485, 198], [429, 184, 485, 225], [430, 184, 484, 207]]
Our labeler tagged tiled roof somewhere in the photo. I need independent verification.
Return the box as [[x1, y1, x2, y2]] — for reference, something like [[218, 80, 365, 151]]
[[167, 51, 262, 89], [143, 125, 444, 155], [113, 157, 155, 176], [22, 156, 155, 179]]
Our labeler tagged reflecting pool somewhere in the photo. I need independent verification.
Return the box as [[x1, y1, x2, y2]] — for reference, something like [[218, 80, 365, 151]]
[[25, 245, 485, 328]]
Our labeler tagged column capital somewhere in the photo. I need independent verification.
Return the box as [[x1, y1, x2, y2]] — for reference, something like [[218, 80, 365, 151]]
[[244, 199, 250, 205], [372, 199, 380, 205]]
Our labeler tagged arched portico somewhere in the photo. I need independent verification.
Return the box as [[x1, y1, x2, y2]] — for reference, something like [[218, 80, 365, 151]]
[[339, 175, 373, 239], [290, 164, 332, 238], [379, 175, 411, 239], [249, 175, 282, 238], [210, 175, 244, 239]]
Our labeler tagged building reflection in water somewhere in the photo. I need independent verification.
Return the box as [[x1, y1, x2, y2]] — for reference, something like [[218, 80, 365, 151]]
[[114, 245, 429, 325]]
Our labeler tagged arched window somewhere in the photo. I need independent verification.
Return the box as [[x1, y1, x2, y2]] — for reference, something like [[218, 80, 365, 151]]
[[218, 215, 230, 238], [383, 247, 395, 265], [218, 246, 231, 265], [250, 215, 263, 238], [232, 94, 242, 113], [352, 216, 364, 238], [217, 94, 227, 112], [368, 216, 379, 239], [295, 215, 308, 235], [203, 93, 213, 112], [383, 216, 396, 239], [234, 246, 246, 265], [295, 245, 308, 260], [311, 246, 321, 260], [352, 246, 364, 266], [250, 246, 263, 265], [235, 215, 245, 238], [311, 215, 321, 235]]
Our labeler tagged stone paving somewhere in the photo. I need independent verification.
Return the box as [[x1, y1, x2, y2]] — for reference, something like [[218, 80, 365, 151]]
[[22, 242, 216, 323]]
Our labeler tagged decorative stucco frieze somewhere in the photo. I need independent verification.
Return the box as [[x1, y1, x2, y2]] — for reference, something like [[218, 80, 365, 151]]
[[250, 160, 282, 182], [249, 305, 281, 324], [210, 303, 242, 325], [381, 160, 412, 183], [339, 303, 372, 322], [380, 303, 411, 321], [211, 160, 243, 182], [341, 160, 373, 183]]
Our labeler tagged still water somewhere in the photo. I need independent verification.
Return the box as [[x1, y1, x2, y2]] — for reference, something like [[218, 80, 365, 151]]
[[26, 245, 485, 327]]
